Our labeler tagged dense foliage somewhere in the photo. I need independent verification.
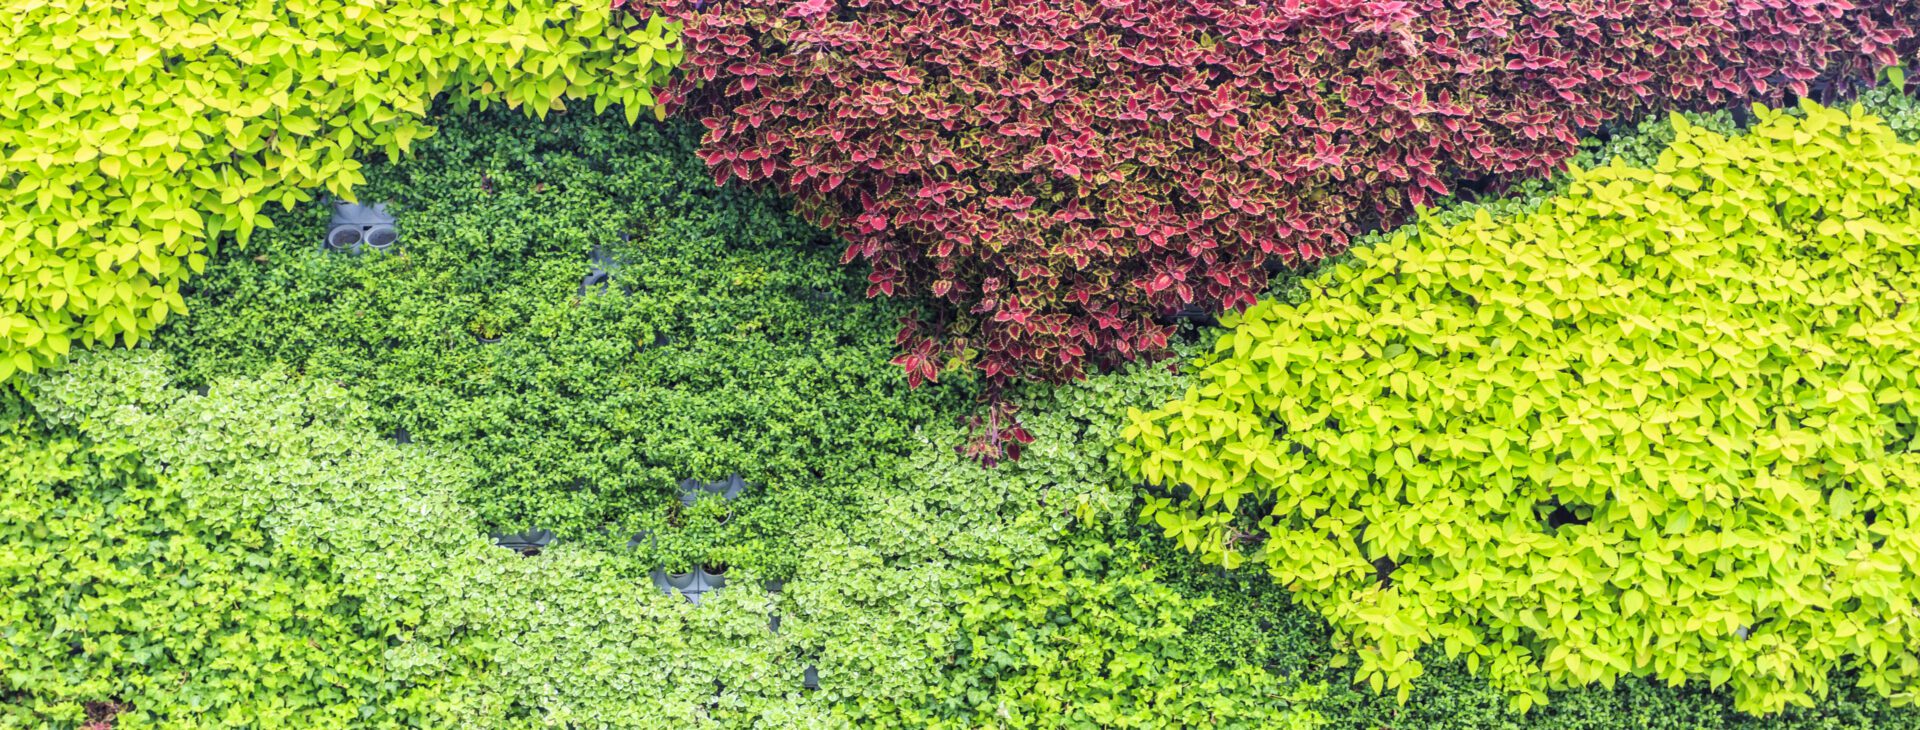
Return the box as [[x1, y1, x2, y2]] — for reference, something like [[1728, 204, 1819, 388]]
[[0, 417, 461, 728], [1118, 101, 1920, 714], [7, 345, 1329, 729], [642, 0, 1918, 389], [11, 27, 1920, 721], [155, 109, 956, 543], [128, 108, 1336, 725], [932, 535, 1324, 728], [0, 0, 681, 382], [16, 340, 1918, 730]]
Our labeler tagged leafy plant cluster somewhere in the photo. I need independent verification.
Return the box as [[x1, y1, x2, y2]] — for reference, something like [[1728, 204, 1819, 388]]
[[19, 351, 788, 727], [18, 341, 1920, 730], [0, 0, 682, 382], [9, 343, 1331, 729], [13, 336, 1920, 728], [0, 416, 466, 728], [639, 0, 1918, 393], [15, 70, 1920, 728], [1118, 101, 1920, 714], [1859, 74, 1920, 141], [927, 535, 1325, 729], [153, 108, 959, 550], [1156, 537, 1920, 730]]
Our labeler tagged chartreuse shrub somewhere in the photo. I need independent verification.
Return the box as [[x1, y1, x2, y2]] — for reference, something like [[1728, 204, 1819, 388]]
[[1118, 101, 1920, 714], [0, 418, 465, 727], [154, 108, 957, 542], [0, 0, 681, 383], [1165, 545, 1920, 730]]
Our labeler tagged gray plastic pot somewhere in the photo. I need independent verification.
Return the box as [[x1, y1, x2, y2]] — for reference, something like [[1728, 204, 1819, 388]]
[[326, 201, 398, 255], [580, 245, 615, 297], [652, 569, 698, 593], [765, 578, 787, 632], [650, 565, 729, 605]]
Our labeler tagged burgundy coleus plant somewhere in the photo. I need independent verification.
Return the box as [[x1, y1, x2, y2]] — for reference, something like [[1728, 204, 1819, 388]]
[[622, 0, 1915, 460], [957, 398, 1034, 468]]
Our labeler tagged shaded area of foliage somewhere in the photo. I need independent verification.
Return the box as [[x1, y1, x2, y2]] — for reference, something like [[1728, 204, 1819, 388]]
[[155, 108, 961, 561]]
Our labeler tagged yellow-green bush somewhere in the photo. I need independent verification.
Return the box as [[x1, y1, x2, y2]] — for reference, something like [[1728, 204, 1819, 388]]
[[1116, 101, 1920, 715], [0, 0, 680, 380]]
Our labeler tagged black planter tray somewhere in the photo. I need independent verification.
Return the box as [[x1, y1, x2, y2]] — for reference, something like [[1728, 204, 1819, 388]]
[[490, 528, 556, 556], [580, 245, 619, 297]]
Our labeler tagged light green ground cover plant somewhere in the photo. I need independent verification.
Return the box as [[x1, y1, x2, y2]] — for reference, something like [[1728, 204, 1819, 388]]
[[1119, 100, 1920, 714], [14, 346, 1919, 728], [0, 0, 680, 381], [5, 347, 1323, 729], [0, 416, 466, 728]]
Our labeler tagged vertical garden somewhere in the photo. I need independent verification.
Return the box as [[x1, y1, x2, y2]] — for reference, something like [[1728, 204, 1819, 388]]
[[3, 1, 1920, 728]]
